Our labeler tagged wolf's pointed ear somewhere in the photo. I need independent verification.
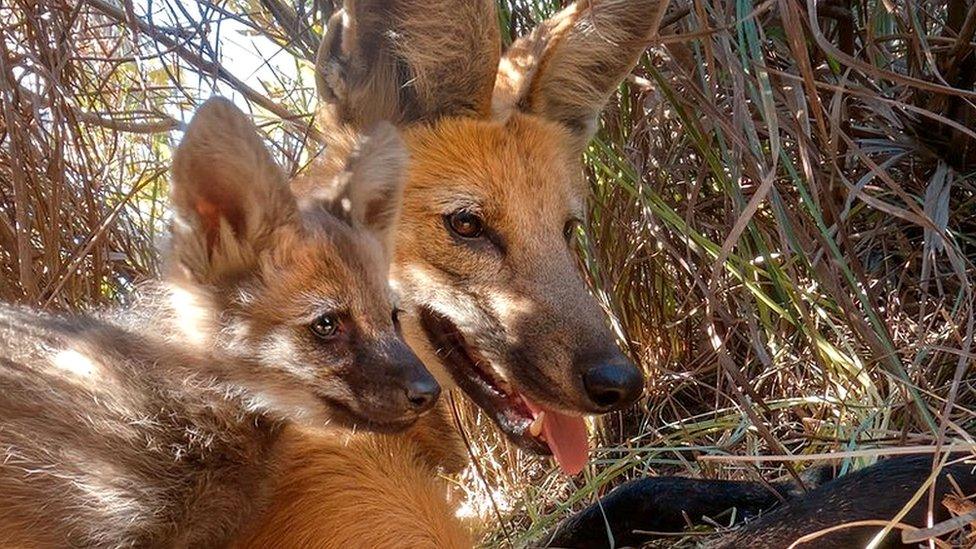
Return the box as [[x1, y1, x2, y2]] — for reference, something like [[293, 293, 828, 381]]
[[294, 123, 407, 259], [170, 97, 297, 282], [315, 0, 500, 129], [492, 0, 669, 150]]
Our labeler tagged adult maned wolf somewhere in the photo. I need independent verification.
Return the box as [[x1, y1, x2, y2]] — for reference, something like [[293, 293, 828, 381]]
[[0, 97, 439, 547], [236, 0, 669, 547]]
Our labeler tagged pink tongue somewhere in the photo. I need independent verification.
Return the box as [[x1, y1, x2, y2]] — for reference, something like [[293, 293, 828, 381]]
[[524, 398, 589, 476]]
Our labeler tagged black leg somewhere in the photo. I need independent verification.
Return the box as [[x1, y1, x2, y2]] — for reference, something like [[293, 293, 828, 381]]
[[546, 475, 797, 547], [712, 455, 976, 549], [547, 455, 976, 549]]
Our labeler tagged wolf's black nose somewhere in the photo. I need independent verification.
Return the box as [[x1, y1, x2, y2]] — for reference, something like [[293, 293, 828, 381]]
[[582, 361, 643, 411], [405, 375, 441, 412]]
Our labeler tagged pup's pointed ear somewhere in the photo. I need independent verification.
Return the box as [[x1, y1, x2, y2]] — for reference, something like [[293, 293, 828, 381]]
[[339, 123, 407, 254], [492, 0, 669, 150], [293, 123, 407, 259], [315, 0, 500, 128], [170, 97, 297, 282]]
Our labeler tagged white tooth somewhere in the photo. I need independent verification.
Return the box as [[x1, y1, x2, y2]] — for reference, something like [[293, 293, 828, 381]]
[[529, 412, 546, 437]]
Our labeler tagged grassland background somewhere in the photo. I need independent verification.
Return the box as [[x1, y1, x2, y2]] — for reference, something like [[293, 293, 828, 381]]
[[1, 0, 974, 546]]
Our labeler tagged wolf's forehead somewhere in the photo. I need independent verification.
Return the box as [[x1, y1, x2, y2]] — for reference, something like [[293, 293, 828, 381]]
[[414, 144, 582, 217], [475, 119, 584, 215], [476, 168, 584, 224]]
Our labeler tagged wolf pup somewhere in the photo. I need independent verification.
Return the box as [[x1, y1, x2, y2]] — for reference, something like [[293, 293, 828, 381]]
[[0, 97, 438, 548]]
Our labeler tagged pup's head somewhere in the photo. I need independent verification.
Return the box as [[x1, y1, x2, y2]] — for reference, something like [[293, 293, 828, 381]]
[[315, 0, 667, 472], [168, 97, 438, 432]]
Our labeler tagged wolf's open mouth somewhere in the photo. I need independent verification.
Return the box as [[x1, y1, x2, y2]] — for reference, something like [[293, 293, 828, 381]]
[[418, 306, 551, 455], [417, 307, 594, 477]]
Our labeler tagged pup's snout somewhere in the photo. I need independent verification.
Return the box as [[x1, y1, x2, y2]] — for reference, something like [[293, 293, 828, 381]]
[[404, 374, 440, 413], [386, 339, 440, 414], [581, 358, 643, 411]]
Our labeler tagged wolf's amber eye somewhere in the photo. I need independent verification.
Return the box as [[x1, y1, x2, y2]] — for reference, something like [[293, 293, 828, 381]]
[[446, 210, 484, 239], [309, 314, 339, 340]]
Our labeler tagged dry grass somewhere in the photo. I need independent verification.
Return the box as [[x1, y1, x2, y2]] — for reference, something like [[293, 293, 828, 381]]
[[2, 0, 975, 547], [0, 0, 321, 309]]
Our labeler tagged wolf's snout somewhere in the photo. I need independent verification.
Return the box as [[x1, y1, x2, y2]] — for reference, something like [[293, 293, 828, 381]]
[[581, 359, 643, 411]]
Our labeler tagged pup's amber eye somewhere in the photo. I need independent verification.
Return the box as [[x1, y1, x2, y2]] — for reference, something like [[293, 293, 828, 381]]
[[446, 210, 484, 239], [309, 314, 339, 339]]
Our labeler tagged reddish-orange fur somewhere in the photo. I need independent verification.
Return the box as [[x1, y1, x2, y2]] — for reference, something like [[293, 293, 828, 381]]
[[238, 407, 470, 548]]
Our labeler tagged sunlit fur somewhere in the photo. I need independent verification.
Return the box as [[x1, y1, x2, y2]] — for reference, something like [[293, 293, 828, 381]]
[[0, 98, 426, 547], [236, 407, 470, 549], [492, 0, 670, 145], [234, 0, 668, 546]]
